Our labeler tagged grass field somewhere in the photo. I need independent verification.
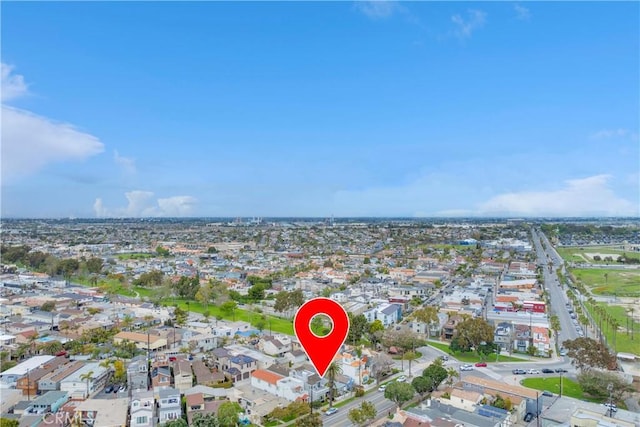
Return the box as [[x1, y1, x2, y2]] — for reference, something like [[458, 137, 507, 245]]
[[571, 268, 640, 297], [116, 252, 154, 260], [584, 303, 640, 355], [520, 377, 602, 402], [557, 246, 640, 264], [427, 341, 526, 363]]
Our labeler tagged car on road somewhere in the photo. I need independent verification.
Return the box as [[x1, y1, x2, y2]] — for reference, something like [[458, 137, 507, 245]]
[[542, 390, 553, 397], [460, 364, 474, 371], [512, 369, 526, 375], [378, 384, 387, 392], [474, 362, 487, 367], [541, 368, 555, 374], [397, 375, 407, 382], [325, 408, 338, 416], [559, 349, 567, 356], [603, 403, 617, 412], [527, 369, 540, 374], [554, 368, 568, 373]]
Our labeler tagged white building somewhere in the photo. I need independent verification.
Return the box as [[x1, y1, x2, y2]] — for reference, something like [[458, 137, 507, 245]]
[[158, 388, 181, 423], [130, 389, 156, 427], [60, 363, 110, 399]]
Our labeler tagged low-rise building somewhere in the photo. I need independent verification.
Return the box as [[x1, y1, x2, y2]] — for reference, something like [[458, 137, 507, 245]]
[[130, 389, 156, 427], [158, 388, 181, 424]]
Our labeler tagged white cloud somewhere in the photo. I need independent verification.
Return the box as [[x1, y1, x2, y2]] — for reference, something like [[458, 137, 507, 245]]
[[1, 63, 104, 182], [451, 9, 487, 39], [1, 64, 28, 101], [514, 4, 531, 20], [2, 106, 104, 181], [478, 175, 638, 217], [590, 128, 637, 140], [354, 1, 402, 20], [93, 190, 197, 217], [114, 150, 136, 174]]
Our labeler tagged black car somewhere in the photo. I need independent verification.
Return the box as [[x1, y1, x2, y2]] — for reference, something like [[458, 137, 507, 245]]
[[104, 385, 114, 393], [542, 390, 553, 397], [555, 368, 568, 373], [541, 368, 555, 374]]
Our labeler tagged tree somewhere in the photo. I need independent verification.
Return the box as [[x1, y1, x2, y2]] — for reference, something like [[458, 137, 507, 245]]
[[325, 362, 343, 408], [445, 367, 459, 387], [248, 284, 266, 301], [348, 401, 376, 427], [217, 401, 242, 427], [577, 370, 634, 402], [403, 351, 420, 377], [454, 317, 494, 355], [176, 275, 200, 300], [411, 376, 432, 400], [384, 381, 415, 410], [370, 353, 393, 384], [368, 320, 385, 346], [347, 314, 369, 344], [40, 301, 56, 312], [0, 419, 19, 427], [174, 306, 188, 327], [422, 362, 448, 392], [39, 340, 63, 355], [564, 337, 617, 370], [191, 413, 219, 427], [86, 257, 104, 274], [220, 301, 238, 320], [195, 282, 214, 311], [295, 412, 322, 427], [79, 370, 95, 399], [162, 420, 188, 427]]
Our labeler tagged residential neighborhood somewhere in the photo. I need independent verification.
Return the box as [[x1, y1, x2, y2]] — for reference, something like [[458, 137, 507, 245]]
[[1, 219, 638, 427]]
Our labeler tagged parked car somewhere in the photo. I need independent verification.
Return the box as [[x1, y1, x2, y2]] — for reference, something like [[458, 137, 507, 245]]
[[559, 349, 567, 356], [541, 368, 555, 374], [378, 384, 387, 392], [118, 384, 127, 393], [325, 408, 338, 416], [104, 385, 114, 393], [603, 403, 618, 412], [460, 364, 474, 371], [396, 375, 407, 382], [475, 362, 487, 367], [542, 390, 553, 397], [524, 413, 534, 422], [527, 369, 540, 374], [512, 369, 526, 375], [555, 368, 568, 373]]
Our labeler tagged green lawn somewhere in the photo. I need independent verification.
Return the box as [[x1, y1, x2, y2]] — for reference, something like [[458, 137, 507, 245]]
[[74, 276, 137, 297], [166, 299, 295, 335], [557, 246, 640, 264], [116, 252, 154, 260], [571, 268, 640, 297], [520, 377, 602, 403], [427, 341, 526, 363], [584, 303, 639, 355]]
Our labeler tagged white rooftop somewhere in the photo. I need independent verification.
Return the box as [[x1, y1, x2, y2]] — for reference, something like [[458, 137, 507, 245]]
[[0, 355, 55, 378]]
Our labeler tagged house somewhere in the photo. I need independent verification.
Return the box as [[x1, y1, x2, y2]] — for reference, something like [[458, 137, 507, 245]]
[[191, 360, 225, 387], [229, 354, 257, 382], [363, 303, 403, 327], [60, 362, 110, 399], [185, 392, 225, 425], [16, 355, 68, 396], [250, 369, 283, 396], [209, 347, 232, 371], [130, 389, 156, 427], [338, 352, 369, 386], [442, 315, 464, 341], [443, 389, 483, 412], [0, 355, 55, 386], [173, 360, 193, 394], [38, 361, 84, 392], [151, 366, 172, 395], [26, 391, 69, 415], [187, 333, 218, 352], [158, 388, 182, 424], [127, 355, 149, 391], [259, 336, 291, 357], [113, 331, 167, 352]]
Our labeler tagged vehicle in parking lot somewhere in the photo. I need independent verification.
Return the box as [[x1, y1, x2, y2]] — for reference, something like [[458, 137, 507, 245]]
[[542, 390, 553, 397], [512, 369, 526, 375], [325, 408, 338, 416], [527, 369, 540, 374], [460, 364, 473, 371], [104, 385, 114, 393], [118, 384, 127, 393], [474, 362, 487, 367], [524, 413, 534, 422], [541, 368, 555, 374]]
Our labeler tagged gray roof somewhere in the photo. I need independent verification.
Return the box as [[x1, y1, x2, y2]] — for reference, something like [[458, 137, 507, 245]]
[[158, 387, 179, 398], [32, 391, 68, 406], [380, 304, 400, 316]]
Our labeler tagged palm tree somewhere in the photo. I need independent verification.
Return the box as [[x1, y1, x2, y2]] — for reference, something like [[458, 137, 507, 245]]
[[611, 320, 620, 352], [325, 362, 343, 408], [79, 370, 95, 399], [445, 367, 459, 387], [403, 351, 419, 378]]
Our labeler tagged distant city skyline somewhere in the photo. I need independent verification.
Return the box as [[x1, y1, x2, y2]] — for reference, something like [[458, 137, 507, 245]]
[[1, 2, 638, 218]]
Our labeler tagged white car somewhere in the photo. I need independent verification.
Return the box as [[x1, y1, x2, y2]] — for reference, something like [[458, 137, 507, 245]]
[[527, 369, 540, 374], [460, 364, 474, 371], [378, 384, 387, 392], [396, 375, 407, 382]]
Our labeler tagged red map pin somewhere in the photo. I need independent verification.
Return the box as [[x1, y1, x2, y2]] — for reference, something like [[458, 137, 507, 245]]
[[294, 297, 350, 378]]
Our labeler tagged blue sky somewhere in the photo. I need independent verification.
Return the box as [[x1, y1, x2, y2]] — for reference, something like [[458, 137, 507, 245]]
[[2, 1, 638, 218]]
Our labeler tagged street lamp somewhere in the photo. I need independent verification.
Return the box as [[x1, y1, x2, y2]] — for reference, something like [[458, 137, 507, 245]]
[[606, 383, 614, 417]]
